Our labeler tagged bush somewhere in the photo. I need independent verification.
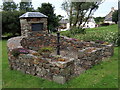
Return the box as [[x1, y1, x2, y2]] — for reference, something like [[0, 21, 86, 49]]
[[2, 11, 25, 37], [100, 23, 109, 26], [70, 27, 86, 35], [38, 47, 54, 53], [73, 32, 118, 45], [117, 33, 120, 46], [11, 48, 29, 57], [60, 30, 72, 37], [104, 32, 118, 45], [11, 49, 21, 57], [61, 25, 118, 46], [60, 27, 86, 37]]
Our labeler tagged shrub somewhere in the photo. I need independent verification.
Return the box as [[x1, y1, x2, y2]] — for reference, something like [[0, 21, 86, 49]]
[[11, 48, 29, 57], [38, 47, 54, 54], [60, 31, 72, 37], [117, 33, 120, 46], [70, 27, 86, 35], [60, 27, 86, 37], [3, 33, 13, 37], [100, 23, 109, 26], [71, 31, 118, 45], [2, 11, 25, 37], [95, 40, 105, 44], [11, 49, 20, 57], [104, 32, 118, 45], [61, 25, 118, 46]]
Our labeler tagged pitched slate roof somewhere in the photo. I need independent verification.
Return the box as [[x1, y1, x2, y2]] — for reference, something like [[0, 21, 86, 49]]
[[19, 12, 48, 18], [59, 19, 69, 24], [104, 7, 117, 21], [105, 17, 112, 21], [87, 18, 96, 23], [104, 11, 113, 21]]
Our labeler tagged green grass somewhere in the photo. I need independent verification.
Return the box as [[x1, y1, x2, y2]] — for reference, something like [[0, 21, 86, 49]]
[[85, 24, 118, 32], [1, 40, 118, 88], [61, 24, 118, 34], [60, 24, 118, 44]]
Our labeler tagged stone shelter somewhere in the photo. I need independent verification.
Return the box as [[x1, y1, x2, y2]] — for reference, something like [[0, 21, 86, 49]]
[[7, 12, 114, 84], [19, 12, 48, 36]]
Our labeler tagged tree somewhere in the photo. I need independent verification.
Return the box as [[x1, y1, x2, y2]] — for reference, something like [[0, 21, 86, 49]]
[[112, 10, 118, 24], [2, 11, 25, 36], [37, 3, 59, 32], [82, 2, 102, 28], [57, 15, 64, 21], [3, 2, 18, 11], [94, 17, 105, 24], [62, 0, 73, 28], [19, 2, 34, 11], [62, 0, 103, 29]]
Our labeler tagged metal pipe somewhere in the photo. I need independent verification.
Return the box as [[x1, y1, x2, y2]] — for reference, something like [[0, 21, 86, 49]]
[[57, 32, 60, 55]]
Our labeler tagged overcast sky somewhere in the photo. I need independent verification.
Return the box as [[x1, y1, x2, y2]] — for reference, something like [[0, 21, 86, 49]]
[[0, 0, 118, 18]]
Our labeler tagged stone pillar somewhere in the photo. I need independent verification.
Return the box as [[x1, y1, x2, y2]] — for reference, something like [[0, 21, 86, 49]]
[[20, 19, 30, 36], [20, 18, 48, 36]]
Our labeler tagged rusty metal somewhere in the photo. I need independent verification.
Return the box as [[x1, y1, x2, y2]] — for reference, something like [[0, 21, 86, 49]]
[[57, 31, 60, 55]]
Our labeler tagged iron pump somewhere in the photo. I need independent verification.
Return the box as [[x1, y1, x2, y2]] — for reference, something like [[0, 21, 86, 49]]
[[56, 28, 60, 55]]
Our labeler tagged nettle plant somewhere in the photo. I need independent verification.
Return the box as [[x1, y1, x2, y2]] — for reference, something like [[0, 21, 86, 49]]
[[38, 47, 54, 53], [38, 47, 54, 58], [11, 48, 29, 57]]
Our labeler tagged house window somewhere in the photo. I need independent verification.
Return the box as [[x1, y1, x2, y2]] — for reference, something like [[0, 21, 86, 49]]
[[32, 23, 43, 31]]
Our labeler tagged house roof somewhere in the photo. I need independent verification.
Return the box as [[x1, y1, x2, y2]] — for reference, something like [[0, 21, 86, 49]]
[[104, 7, 117, 21], [87, 18, 96, 23], [59, 19, 69, 24], [104, 11, 113, 21], [105, 17, 112, 21], [19, 12, 48, 18]]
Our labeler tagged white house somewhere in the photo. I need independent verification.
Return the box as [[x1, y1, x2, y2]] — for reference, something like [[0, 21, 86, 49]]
[[104, 7, 116, 24], [58, 18, 96, 31], [81, 18, 96, 28], [58, 19, 70, 31]]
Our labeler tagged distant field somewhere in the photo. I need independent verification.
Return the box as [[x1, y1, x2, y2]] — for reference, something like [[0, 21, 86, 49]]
[[1, 40, 118, 88]]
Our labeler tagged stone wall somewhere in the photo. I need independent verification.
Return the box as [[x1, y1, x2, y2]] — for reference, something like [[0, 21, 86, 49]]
[[9, 51, 74, 84], [20, 32, 114, 58], [7, 36, 75, 84], [20, 18, 47, 36], [20, 32, 100, 51], [21, 32, 57, 51], [7, 33, 114, 84], [7, 12, 115, 84]]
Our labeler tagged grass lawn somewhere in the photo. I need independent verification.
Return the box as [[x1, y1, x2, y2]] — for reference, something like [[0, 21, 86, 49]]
[[85, 24, 118, 32], [1, 40, 118, 88], [61, 24, 118, 34], [60, 24, 118, 44]]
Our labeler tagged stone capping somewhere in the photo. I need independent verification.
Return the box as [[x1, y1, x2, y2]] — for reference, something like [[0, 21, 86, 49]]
[[7, 35, 114, 84], [7, 36, 24, 50], [7, 36, 75, 84]]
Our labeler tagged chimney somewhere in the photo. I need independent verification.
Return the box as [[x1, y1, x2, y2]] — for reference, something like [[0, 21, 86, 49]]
[[111, 7, 115, 12]]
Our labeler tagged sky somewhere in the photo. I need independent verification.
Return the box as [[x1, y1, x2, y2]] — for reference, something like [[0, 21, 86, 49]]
[[0, 0, 118, 18]]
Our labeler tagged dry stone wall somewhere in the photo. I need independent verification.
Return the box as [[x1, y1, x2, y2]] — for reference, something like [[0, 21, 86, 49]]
[[20, 18, 48, 36], [9, 52, 74, 84], [7, 32, 114, 84]]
